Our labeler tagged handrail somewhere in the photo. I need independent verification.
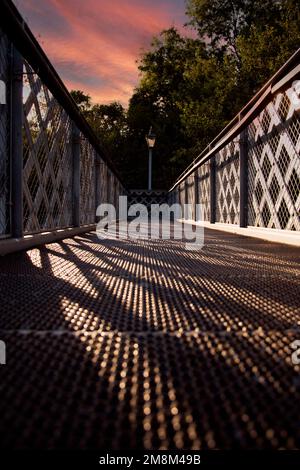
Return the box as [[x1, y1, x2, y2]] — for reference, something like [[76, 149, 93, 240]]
[[0, 0, 125, 188], [170, 48, 300, 191]]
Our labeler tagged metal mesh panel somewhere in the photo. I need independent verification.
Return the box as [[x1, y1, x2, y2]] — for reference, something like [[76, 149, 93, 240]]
[[0, 28, 10, 236], [109, 170, 116, 206], [114, 176, 119, 209], [110, 172, 115, 208], [106, 169, 111, 204], [111, 170, 115, 204], [215, 140, 240, 224], [23, 60, 73, 233], [171, 188, 178, 205], [127, 190, 168, 214], [167, 190, 174, 205], [178, 182, 185, 217], [0, 24, 123, 240], [115, 177, 121, 210], [99, 160, 108, 204], [198, 161, 210, 221], [168, 189, 176, 206], [110, 171, 115, 206], [95, 159, 101, 212], [114, 177, 122, 215], [80, 136, 95, 225], [114, 178, 119, 217], [248, 87, 300, 230], [186, 174, 195, 219]]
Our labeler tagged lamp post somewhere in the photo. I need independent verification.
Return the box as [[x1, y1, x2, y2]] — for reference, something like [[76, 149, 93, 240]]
[[145, 127, 156, 191]]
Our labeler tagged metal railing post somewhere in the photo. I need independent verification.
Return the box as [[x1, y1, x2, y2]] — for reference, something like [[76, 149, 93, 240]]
[[72, 124, 80, 227], [210, 156, 216, 224], [11, 46, 23, 238], [109, 169, 111, 204], [194, 170, 199, 221], [95, 153, 101, 222], [148, 148, 152, 191], [239, 128, 248, 228], [184, 178, 189, 219]]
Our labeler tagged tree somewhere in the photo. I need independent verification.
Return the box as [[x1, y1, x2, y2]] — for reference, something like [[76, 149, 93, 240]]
[[180, 53, 238, 156], [88, 102, 128, 176], [186, 0, 281, 65], [88, 102, 127, 145], [128, 29, 204, 186], [69, 1, 300, 189], [70, 90, 92, 114], [237, 0, 300, 93]]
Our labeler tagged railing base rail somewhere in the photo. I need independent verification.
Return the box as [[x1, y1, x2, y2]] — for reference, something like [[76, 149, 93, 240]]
[[177, 219, 300, 247], [0, 224, 96, 256]]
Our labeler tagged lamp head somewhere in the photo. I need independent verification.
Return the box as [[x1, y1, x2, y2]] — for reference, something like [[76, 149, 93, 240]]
[[146, 126, 156, 148]]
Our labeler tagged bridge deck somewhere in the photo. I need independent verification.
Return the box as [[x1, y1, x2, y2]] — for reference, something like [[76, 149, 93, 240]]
[[0, 229, 299, 449]]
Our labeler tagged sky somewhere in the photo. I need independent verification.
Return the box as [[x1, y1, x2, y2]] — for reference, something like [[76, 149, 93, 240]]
[[13, 0, 192, 107]]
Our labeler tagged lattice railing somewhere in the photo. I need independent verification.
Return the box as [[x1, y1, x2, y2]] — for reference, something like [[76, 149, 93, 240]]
[[80, 136, 96, 225], [198, 161, 210, 222], [23, 60, 74, 233], [127, 190, 168, 213], [178, 183, 185, 216], [100, 160, 108, 205], [215, 140, 240, 225], [248, 89, 300, 230], [0, 28, 10, 237], [186, 175, 195, 220], [108, 170, 115, 205], [0, 21, 124, 241], [170, 74, 300, 233]]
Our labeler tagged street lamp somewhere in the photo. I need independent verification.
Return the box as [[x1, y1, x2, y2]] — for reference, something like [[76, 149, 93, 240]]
[[145, 126, 156, 191]]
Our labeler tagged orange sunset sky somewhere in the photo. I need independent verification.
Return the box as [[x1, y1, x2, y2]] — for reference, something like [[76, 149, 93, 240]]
[[13, 0, 192, 106]]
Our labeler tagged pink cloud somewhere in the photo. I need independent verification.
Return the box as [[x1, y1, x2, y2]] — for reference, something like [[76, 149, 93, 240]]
[[14, 0, 190, 105]]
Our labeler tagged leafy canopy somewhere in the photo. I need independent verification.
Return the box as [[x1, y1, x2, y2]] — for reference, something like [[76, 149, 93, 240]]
[[72, 0, 300, 188]]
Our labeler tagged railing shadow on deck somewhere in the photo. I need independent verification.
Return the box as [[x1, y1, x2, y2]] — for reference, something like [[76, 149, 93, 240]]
[[0, 232, 299, 449]]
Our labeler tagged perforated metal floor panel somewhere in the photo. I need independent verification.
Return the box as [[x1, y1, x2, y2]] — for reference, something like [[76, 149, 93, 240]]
[[0, 229, 299, 449]]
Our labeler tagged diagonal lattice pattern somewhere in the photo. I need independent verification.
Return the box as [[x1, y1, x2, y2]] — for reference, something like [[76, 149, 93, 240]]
[[0, 27, 10, 236], [178, 182, 185, 216], [21, 60, 123, 233], [174, 84, 299, 233], [197, 162, 210, 221], [23, 60, 74, 233], [186, 175, 195, 220], [248, 89, 300, 230], [99, 160, 108, 205], [0, 228, 299, 449], [80, 136, 96, 225], [128, 190, 168, 212], [215, 140, 240, 225], [108, 169, 115, 207]]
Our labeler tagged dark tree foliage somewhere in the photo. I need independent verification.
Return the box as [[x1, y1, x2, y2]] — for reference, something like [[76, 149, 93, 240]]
[[186, 0, 282, 65], [72, 0, 300, 189], [70, 90, 92, 113]]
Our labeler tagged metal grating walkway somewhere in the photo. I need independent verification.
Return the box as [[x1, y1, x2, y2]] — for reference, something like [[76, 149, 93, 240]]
[[0, 229, 300, 449]]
